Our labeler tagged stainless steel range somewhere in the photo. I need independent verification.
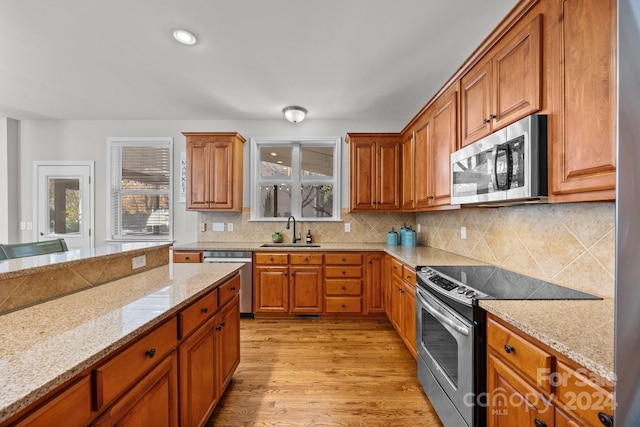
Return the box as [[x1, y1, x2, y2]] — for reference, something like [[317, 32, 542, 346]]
[[415, 265, 599, 427]]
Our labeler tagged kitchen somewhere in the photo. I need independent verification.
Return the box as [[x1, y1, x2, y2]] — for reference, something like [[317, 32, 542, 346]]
[[0, 0, 635, 426]]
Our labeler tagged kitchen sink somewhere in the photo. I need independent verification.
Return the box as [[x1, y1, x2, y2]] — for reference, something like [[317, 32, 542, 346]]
[[260, 243, 321, 248]]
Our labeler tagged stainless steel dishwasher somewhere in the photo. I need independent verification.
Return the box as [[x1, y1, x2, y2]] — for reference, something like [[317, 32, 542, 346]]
[[203, 251, 253, 317]]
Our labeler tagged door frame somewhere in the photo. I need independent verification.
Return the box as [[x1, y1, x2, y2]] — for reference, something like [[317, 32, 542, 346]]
[[33, 160, 95, 248]]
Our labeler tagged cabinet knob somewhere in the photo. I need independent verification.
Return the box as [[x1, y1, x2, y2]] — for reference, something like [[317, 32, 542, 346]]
[[406, 274, 411, 280], [342, 271, 346, 275], [185, 256, 190, 260], [504, 344, 515, 354], [342, 304, 346, 308], [305, 257, 309, 262], [231, 286, 236, 291], [483, 118, 491, 124], [145, 348, 156, 359], [490, 114, 497, 119], [427, 195, 434, 200], [342, 257, 346, 262], [201, 307, 208, 314], [342, 286, 347, 290], [534, 420, 547, 427], [598, 412, 614, 427], [270, 257, 274, 261]]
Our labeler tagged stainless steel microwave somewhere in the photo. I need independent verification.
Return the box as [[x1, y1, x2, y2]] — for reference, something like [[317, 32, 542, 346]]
[[450, 114, 547, 205]]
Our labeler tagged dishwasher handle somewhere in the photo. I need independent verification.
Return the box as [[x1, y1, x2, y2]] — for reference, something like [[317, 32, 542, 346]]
[[204, 258, 252, 263]]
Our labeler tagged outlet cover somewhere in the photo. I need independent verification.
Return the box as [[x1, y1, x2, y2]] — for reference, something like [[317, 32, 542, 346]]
[[227, 223, 234, 232], [212, 223, 224, 231], [132, 255, 146, 269], [199, 223, 206, 232], [344, 223, 351, 232], [460, 226, 466, 240]]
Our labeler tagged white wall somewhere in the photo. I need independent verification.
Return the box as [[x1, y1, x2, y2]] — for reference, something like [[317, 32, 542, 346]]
[[18, 118, 404, 246], [0, 118, 20, 244]]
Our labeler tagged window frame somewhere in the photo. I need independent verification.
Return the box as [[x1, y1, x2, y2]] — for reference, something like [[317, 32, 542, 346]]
[[106, 137, 174, 242], [250, 136, 341, 221]]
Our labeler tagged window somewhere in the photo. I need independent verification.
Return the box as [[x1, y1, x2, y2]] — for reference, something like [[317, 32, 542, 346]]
[[250, 137, 341, 221], [107, 137, 173, 241]]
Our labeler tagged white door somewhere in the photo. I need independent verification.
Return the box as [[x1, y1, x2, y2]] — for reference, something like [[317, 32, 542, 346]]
[[34, 162, 94, 249]]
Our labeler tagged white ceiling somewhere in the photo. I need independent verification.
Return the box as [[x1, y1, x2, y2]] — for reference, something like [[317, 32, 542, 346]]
[[0, 0, 519, 122]]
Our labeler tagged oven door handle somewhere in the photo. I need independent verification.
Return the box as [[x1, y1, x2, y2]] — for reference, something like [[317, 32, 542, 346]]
[[419, 293, 470, 336]]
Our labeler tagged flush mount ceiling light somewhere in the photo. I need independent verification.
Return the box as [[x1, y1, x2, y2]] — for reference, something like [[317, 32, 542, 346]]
[[173, 29, 197, 45], [282, 106, 308, 123]]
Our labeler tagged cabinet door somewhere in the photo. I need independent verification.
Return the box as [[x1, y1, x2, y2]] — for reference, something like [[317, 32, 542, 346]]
[[401, 133, 415, 210], [93, 352, 179, 427], [186, 139, 211, 210], [389, 274, 404, 334], [414, 119, 431, 210], [492, 14, 542, 130], [430, 83, 459, 207], [366, 253, 384, 314], [216, 295, 240, 394], [382, 255, 392, 318], [487, 351, 554, 427], [178, 316, 217, 427], [549, 0, 616, 201], [349, 140, 377, 210], [14, 377, 92, 427], [377, 141, 401, 210], [208, 141, 234, 209], [290, 266, 323, 313], [461, 57, 493, 146], [401, 280, 417, 359], [254, 266, 289, 313]]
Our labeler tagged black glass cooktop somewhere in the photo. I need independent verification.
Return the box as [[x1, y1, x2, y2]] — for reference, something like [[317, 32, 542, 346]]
[[421, 265, 600, 300]]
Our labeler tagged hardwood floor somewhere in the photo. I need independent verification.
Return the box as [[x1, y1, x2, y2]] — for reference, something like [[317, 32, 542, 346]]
[[206, 318, 443, 427]]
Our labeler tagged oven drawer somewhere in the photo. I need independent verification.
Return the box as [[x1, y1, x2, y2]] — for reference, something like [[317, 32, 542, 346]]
[[487, 317, 553, 391]]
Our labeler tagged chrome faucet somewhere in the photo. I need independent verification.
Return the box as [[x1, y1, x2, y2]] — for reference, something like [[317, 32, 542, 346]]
[[286, 216, 300, 243]]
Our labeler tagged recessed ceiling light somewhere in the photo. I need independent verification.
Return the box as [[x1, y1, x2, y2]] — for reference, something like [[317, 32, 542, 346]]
[[277, 161, 283, 164], [270, 152, 278, 157], [173, 29, 197, 45]]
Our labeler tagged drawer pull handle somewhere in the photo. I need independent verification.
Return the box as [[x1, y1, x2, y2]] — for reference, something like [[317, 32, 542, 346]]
[[342, 271, 346, 275], [185, 256, 190, 260], [406, 274, 411, 279], [305, 257, 309, 262], [504, 344, 515, 354], [534, 420, 547, 427], [598, 412, 614, 427], [342, 286, 347, 290], [270, 257, 274, 261], [342, 258, 346, 262], [342, 304, 346, 308], [231, 286, 236, 291], [201, 307, 208, 314], [145, 348, 156, 359]]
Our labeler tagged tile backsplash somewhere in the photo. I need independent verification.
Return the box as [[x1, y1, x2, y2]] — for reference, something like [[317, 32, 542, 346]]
[[198, 202, 615, 299], [417, 202, 615, 298], [198, 209, 417, 244]]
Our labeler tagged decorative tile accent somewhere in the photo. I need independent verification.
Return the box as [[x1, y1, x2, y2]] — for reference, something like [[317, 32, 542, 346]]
[[417, 202, 615, 298]]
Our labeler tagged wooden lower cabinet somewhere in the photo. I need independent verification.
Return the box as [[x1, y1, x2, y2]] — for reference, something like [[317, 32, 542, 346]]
[[290, 266, 323, 313], [178, 315, 218, 427], [487, 314, 614, 427], [93, 352, 179, 427], [11, 376, 92, 427], [365, 253, 384, 313], [387, 258, 417, 358], [216, 295, 241, 394]]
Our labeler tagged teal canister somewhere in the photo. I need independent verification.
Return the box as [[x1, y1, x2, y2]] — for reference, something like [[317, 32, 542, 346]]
[[399, 223, 408, 245], [402, 227, 417, 247], [387, 228, 398, 246]]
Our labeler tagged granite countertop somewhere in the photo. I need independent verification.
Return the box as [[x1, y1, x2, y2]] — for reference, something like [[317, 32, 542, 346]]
[[172, 242, 485, 269], [0, 242, 172, 280], [0, 262, 242, 423], [480, 299, 615, 384]]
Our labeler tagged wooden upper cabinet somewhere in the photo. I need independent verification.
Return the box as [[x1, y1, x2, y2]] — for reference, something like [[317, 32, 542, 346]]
[[346, 133, 401, 212], [401, 132, 415, 210], [461, 13, 542, 147], [548, 0, 616, 201], [183, 132, 245, 211], [429, 82, 460, 207]]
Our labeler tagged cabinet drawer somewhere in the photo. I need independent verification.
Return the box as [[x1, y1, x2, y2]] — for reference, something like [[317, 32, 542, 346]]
[[173, 251, 203, 263], [325, 266, 362, 278], [93, 317, 178, 410], [390, 258, 403, 278], [555, 362, 614, 426], [487, 317, 553, 392], [255, 253, 288, 265], [325, 297, 362, 313], [325, 279, 362, 296], [325, 253, 362, 265], [402, 265, 416, 284], [290, 253, 323, 265], [219, 274, 241, 306], [178, 288, 219, 339]]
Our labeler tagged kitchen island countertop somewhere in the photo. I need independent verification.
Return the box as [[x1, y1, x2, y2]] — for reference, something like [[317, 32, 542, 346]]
[[0, 262, 242, 423]]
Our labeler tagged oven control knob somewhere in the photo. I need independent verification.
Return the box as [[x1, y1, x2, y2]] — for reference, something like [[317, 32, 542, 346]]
[[457, 286, 466, 294], [465, 290, 476, 298]]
